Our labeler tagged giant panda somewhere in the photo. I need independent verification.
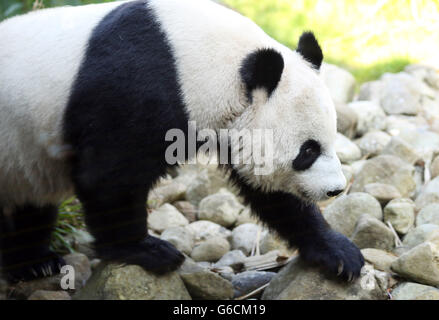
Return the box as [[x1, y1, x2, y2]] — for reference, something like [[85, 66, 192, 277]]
[[0, 0, 364, 282]]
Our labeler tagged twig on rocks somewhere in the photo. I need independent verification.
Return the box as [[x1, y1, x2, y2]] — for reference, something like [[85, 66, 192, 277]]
[[386, 221, 402, 247], [235, 283, 270, 300]]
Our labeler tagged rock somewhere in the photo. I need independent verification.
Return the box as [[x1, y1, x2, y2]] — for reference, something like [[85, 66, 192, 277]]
[[350, 159, 367, 176], [348, 101, 386, 136], [70, 229, 95, 259], [186, 220, 232, 242], [262, 257, 387, 300], [398, 128, 439, 158], [361, 248, 397, 273], [9, 252, 91, 299], [172, 201, 197, 223], [431, 155, 439, 179], [380, 136, 419, 165], [415, 176, 439, 210], [235, 207, 259, 226], [342, 165, 354, 183], [191, 236, 230, 262], [179, 259, 234, 299], [379, 73, 424, 115], [147, 178, 187, 208], [364, 183, 401, 206], [391, 242, 439, 287], [402, 224, 439, 249], [383, 198, 415, 235], [335, 133, 362, 163], [63, 253, 92, 290], [160, 226, 195, 255], [350, 155, 416, 198], [231, 271, 276, 298], [75, 263, 191, 300], [320, 63, 356, 104], [404, 64, 439, 90], [28, 290, 71, 300], [324, 193, 382, 237], [355, 131, 391, 156], [386, 115, 429, 137], [416, 204, 439, 227], [213, 250, 246, 271], [181, 168, 211, 206], [392, 282, 439, 300], [198, 190, 243, 227], [351, 215, 395, 251], [232, 223, 267, 255], [335, 103, 357, 138], [148, 204, 189, 234]]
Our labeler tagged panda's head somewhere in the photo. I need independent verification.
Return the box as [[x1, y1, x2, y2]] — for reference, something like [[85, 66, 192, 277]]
[[229, 32, 346, 203]]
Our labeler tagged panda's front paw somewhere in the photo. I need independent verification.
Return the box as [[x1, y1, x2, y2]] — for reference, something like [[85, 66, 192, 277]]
[[299, 231, 364, 281]]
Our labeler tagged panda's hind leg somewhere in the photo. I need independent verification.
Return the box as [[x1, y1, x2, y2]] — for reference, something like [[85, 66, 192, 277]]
[[0, 204, 65, 282], [72, 158, 184, 274]]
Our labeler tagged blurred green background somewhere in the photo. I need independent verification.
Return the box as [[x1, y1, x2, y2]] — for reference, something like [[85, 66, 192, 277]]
[[1, 0, 438, 83]]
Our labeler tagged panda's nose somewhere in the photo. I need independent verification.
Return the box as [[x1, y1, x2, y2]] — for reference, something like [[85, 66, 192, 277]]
[[327, 189, 343, 197]]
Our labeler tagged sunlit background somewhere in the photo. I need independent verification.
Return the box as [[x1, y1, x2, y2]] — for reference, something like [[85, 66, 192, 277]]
[[1, 0, 439, 82]]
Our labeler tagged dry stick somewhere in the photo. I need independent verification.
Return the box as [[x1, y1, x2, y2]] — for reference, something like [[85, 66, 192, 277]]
[[386, 221, 402, 247], [235, 283, 270, 300]]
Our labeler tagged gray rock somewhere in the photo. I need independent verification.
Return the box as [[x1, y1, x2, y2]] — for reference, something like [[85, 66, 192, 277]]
[[383, 198, 415, 235], [386, 115, 429, 136], [392, 282, 439, 300], [232, 223, 267, 255], [415, 176, 439, 210], [380, 136, 420, 165], [416, 203, 439, 227], [335, 103, 357, 138], [232, 271, 276, 298], [320, 63, 356, 104], [342, 165, 354, 183], [355, 131, 391, 156], [198, 190, 243, 227], [179, 259, 234, 300], [186, 220, 232, 242], [348, 101, 386, 136], [335, 133, 362, 163], [173, 201, 197, 223], [351, 215, 395, 251], [324, 193, 382, 237], [182, 168, 211, 206], [148, 204, 189, 234], [262, 257, 387, 300], [75, 263, 191, 300], [161, 226, 195, 255], [364, 183, 402, 206], [259, 232, 292, 256], [404, 64, 439, 90], [191, 236, 231, 262], [350, 155, 416, 198], [350, 159, 367, 176], [147, 179, 187, 208], [402, 224, 439, 249], [391, 242, 439, 287], [28, 290, 71, 300], [213, 250, 246, 271], [361, 248, 397, 273], [398, 128, 439, 157]]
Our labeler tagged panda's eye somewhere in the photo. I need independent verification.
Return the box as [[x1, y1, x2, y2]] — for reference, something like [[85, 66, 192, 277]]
[[292, 140, 321, 171]]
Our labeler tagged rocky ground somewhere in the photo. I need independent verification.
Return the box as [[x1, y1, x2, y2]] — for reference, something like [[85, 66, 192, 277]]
[[1, 63, 439, 300]]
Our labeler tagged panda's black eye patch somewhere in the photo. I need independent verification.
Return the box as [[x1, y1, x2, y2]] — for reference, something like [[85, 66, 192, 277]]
[[292, 140, 321, 171]]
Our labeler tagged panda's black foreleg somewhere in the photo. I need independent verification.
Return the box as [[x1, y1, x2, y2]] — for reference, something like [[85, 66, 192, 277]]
[[72, 160, 184, 274], [230, 171, 364, 281], [0, 205, 65, 282]]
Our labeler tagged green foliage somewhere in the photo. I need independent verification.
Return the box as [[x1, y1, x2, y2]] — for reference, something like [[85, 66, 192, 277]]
[[51, 197, 84, 254]]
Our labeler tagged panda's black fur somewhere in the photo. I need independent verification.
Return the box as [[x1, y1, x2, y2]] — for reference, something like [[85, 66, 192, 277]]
[[0, 0, 364, 283]]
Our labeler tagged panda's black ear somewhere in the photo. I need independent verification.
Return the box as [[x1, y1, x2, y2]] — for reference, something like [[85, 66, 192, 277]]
[[296, 31, 323, 70], [240, 48, 284, 102]]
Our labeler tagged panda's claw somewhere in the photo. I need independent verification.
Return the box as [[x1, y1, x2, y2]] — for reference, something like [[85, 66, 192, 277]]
[[299, 230, 364, 282]]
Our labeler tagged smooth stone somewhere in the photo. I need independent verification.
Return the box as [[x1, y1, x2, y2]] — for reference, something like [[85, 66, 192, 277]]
[[351, 215, 395, 251], [213, 250, 246, 271], [231, 271, 276, 298], [190, 236, 231, 262], [392, 282, 439, 300], [416, 203, 439, 226], [391, 242, 439, 287], [231, 223, 267, 255], [324, 192, 382, 237], [364, 183, 402, 206], [355, 131, 391, 156], [320, 63, 356, 104], [186, 220, 232, 242], [173, 201, 197, 223], [198, 190, 243, 227], [361, 248, 397, 273], [380, 136, 419, 165], [348, 100, 386, 136], [148, 204, 189, 234], [383, 198, 415, 235], [415, 176, 439, 210], [402, 224, 439, 250], [335, 133, 362, 163], [160, 226, 195, 256], [335, 103, 357, 138]]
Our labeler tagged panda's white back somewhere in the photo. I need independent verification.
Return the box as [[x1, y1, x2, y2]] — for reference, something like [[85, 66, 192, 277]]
[[0, 1, 126, 206]]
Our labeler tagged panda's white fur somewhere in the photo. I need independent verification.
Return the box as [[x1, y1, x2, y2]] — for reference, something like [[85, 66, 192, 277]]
[[0, 1, 125, 206], [0, 0, 344, 207]]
